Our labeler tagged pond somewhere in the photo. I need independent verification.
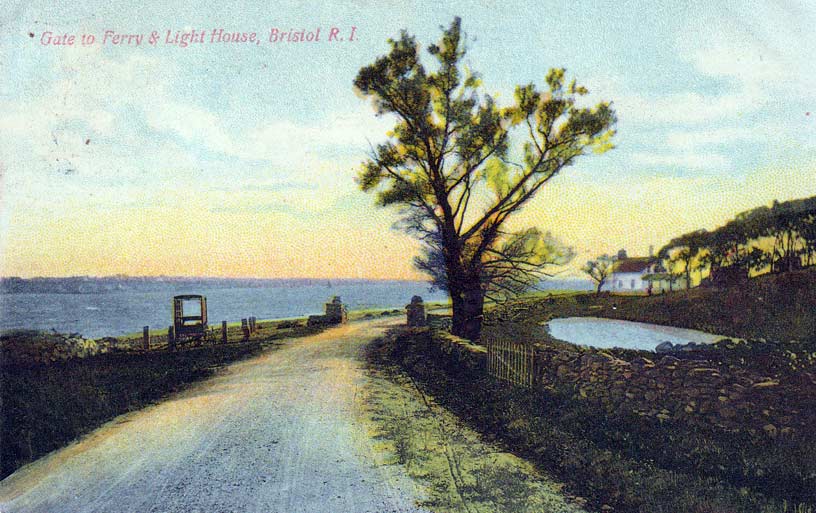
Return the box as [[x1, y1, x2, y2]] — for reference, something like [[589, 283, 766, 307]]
[[544, 317, 724, 351]]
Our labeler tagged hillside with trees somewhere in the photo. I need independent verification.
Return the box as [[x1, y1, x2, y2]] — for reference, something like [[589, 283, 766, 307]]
[[657, 195, 816, 288]]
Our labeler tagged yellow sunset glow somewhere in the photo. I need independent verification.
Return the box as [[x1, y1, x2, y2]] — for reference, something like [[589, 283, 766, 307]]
[[3, 161, 814, 279]]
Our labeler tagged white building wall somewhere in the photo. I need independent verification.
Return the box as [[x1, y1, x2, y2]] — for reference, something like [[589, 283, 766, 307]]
[[602, 272, 649, 292]]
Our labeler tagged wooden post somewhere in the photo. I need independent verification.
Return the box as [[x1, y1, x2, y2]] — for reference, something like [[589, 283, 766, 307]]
[[221, 320, 228, 344], [241, 318, 249, 341], [532, 347, 539, 389], [167, 325, 176, 352], [142, 326, 150, 351]]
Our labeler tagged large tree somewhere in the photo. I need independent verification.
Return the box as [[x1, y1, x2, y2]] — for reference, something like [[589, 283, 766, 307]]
[[354, 18, 616, 340]]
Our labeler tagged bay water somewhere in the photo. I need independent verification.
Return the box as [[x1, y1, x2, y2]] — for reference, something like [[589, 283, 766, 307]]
[[0, 280, 448, 338]]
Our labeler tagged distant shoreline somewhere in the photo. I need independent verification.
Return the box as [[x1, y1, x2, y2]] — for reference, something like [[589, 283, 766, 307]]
[[0, 276, 440, 295], [0, 275, 433, 282], [0, 275, 593, 295]]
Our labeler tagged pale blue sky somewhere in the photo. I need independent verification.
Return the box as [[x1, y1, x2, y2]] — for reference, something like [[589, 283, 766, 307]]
[[2, 0, 815, 278]]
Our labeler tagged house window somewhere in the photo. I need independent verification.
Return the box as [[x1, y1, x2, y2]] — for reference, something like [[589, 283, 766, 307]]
[[617, 280, 622, 288], [631, 279, 635, 289]]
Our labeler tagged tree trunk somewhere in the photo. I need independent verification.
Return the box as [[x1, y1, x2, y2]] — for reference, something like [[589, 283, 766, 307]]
[[449, 286, 465, 334], [457, 286, 485, 340], [449, 277, 485, 340], [596, 280, 603, 295], [443, 233, 485, 340]]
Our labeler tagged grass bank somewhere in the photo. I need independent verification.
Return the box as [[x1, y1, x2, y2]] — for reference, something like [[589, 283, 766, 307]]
[[377, 327, 815, 513], [362, 338, 587, 513], [493, 268, 816, 344]]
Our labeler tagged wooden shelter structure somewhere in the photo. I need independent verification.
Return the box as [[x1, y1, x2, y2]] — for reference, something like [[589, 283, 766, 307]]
[[172, 294, 208, 341]]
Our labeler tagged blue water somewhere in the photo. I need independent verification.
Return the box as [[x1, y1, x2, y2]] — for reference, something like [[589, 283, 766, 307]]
[[546, 317, 723, 351], [0, 281, 448, 338]]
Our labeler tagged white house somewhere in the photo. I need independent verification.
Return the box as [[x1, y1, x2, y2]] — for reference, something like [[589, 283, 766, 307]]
[[604, 257, 654, 292], [603, 250, 687, 294]]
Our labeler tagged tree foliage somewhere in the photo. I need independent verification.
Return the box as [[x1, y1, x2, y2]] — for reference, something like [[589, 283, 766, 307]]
[[582, 254, 617, 294], [657, 230, 707, 290], [658, 195, 816, 286], [354, 18, 616, 339]]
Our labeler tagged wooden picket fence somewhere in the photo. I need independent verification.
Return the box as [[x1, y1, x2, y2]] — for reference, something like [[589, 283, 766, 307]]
[[484, 336, 537, 389]]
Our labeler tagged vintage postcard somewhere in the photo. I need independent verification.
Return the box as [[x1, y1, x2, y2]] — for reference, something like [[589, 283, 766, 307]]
[[1, 1, 815, 512]]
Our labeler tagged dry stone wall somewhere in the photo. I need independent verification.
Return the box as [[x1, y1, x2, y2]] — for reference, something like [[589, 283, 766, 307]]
[[1, 331, 136, 366], [425, 325, 816, 441], [534, 347, 816, 439]]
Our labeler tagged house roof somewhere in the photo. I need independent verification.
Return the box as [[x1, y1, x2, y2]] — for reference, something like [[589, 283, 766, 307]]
[[612, 257, 653, 273]]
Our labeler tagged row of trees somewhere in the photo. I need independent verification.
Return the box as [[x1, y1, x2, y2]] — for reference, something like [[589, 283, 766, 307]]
[[581, 196, 816, 294], [659, 196, 816, 288]]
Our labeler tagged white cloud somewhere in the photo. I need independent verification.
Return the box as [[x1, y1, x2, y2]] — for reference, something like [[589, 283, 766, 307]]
[[145, 102, 234, 154], [691, 44, 781, 86], [235, 111, 392, 162], [630, 152, 730, 170], [615, 89, 760, 126], [681, 7, 816, 102], [588, 7, 815, 131], [582, 69, 759, 129], [0, 42, 397, 217], [140, 102, 394, 209], [665, 126, 761, 150]]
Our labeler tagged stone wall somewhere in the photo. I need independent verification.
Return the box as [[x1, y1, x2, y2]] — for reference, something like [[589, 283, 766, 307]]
[[0, 331, 135, 366], [426, 313, 453, 331], [424, 327, 816, 440], [434, 330, 487, 373], [534, 347, 816, 439], [307, 296, 348, 327]]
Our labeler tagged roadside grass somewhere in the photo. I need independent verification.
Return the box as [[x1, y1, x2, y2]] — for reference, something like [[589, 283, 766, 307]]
[[348, 308, 405, 321], [518, 290, 588, 299], [377, 328, 816, 513], [348, 302, 451, 320], [361, 341, 587, 513]]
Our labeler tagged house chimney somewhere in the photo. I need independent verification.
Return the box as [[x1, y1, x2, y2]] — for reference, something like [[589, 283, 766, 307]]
[[617, 249, 628, 260], [649, 245, 654, 258]]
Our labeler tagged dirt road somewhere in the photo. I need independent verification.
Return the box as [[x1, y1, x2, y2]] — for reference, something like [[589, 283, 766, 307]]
[[0, 319, 427, 513]]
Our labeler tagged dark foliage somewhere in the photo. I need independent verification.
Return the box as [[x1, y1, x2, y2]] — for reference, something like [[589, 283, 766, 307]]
[[1, 343, 263, 479], [659, 195, 816, 283]]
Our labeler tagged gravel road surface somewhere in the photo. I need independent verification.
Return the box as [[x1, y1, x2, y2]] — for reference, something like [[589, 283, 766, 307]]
[[0, 319, 427, 513]]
